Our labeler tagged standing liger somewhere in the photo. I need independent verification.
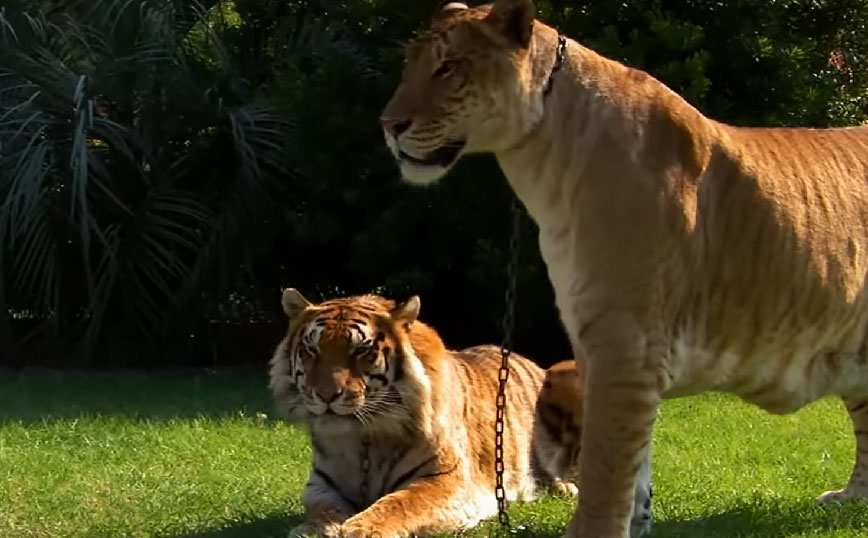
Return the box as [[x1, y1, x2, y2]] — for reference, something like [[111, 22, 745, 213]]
[[379, 1, 868, 538]]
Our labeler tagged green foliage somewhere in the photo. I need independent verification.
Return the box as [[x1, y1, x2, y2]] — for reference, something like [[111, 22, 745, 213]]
[[539, 0, 868, 127], [3, 0, 868, 366], [0, 0, 290, 362]]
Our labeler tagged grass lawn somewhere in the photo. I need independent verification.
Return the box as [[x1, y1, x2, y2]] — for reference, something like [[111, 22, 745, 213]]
[[1, 370, 866, 538]]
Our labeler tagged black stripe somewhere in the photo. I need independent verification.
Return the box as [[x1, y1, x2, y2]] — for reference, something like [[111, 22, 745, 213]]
[[392, 351, 404, 382], [314, 466, 360, 511], [857, 326, 868, 362], [387, 458, 458, 493], [386, 455, 437, 493], [348, 324, 364, 339], [849, 402, 868, 415], [415, 463, 459, 481]]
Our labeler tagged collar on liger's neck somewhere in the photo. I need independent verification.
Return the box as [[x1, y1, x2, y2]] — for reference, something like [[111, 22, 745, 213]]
[[542, 34, 567, 97]]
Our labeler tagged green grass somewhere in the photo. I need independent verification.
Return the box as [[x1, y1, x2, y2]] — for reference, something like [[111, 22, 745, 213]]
[[0, 371, 866, 538]]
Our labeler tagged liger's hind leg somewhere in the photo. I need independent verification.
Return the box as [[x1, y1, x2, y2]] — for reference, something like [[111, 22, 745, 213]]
[[817, 397, 868, 504]]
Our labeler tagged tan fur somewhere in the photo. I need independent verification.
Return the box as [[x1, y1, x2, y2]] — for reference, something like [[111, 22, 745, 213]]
[[269, 289, 564, 538], [534, 360, 653, 537], [379, 1, 868, 537]]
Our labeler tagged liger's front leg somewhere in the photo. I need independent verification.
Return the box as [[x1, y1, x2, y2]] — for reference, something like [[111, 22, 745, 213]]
[[564, 317, 661, 538]]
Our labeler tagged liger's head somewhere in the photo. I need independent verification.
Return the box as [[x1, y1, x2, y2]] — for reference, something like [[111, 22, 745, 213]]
[[379, 0, 550, 184]]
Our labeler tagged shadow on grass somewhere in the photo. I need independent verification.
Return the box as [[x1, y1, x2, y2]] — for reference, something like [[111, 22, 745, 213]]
[[649, 498, 868, 537], [159, 513, 304, 538], [0, 370, 277, 423], [486, 496, 868, 538], [110, 497, 868, 538]]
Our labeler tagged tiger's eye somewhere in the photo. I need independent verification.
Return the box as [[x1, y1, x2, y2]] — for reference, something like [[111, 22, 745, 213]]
[[352, 345, 372, 359]]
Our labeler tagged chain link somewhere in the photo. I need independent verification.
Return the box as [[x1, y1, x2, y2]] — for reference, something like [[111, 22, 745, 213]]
[[495, 196, 523, 528], [360, 431, 371, 504]]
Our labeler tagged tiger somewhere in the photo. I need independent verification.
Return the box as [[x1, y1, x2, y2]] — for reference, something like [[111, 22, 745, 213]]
[[378, 1, 868, 537], [534, 360, 653, 538], [268, 288, 577, 538]]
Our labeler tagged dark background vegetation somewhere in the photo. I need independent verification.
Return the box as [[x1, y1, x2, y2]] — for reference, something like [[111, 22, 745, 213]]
[[2, 0, 868, 369]]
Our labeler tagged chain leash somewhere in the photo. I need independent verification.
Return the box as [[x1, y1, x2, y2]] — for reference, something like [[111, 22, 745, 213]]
[[360, 431, 371, 505], [495, 196, 523, 528]]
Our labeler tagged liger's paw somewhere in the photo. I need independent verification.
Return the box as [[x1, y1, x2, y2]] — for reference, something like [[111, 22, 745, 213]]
[[629, 483, 653, 538], [817, 488, 868, 505], [629, 512, 652, 538]]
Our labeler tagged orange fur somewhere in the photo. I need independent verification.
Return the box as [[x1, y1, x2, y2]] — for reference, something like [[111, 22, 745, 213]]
[[379, 1, 868, 537], [534, 360, 584, 489], [534, 360, 653, 536], [269, 289, 567, 538]]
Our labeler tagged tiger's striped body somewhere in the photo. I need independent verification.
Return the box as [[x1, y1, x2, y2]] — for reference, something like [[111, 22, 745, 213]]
[[534, 360, 653, 537], [268, 289, 569, 538]]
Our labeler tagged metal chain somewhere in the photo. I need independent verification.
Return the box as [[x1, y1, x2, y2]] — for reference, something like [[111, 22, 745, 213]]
[[359, 431, 371, 504], [495, 195, 523, 528]]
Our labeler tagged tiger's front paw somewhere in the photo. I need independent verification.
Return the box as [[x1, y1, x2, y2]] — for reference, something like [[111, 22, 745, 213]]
[[340, 518, 399, 538], [551, 479, 579, 497], [289, 521, 342, 538]]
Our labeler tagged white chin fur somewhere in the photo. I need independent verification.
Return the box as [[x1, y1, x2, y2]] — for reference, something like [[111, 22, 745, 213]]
[[384, 129, 456, 185], [384, 130, 400, 159], [399, 159, 450, 185]]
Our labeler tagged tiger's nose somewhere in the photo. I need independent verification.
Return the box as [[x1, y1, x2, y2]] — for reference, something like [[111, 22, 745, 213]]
[[315, 387, 344, 403], [380, 117, 412, 137]]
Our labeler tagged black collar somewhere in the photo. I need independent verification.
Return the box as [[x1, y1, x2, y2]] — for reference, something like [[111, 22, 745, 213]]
[[542, 34, 567, 97]]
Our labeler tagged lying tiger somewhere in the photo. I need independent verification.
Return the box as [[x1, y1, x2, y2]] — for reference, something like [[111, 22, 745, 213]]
[[269, 289, 603, 538]]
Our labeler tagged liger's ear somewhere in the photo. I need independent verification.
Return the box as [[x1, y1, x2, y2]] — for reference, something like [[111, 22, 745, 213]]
[[433, 1, 469, 22], [390, 295, 421, 325], [486, 0, 535, 48], [281, 288, 312, 320]]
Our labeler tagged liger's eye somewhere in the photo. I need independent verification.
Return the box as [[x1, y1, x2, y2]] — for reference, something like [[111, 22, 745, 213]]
[[433, 60, 457, 78]]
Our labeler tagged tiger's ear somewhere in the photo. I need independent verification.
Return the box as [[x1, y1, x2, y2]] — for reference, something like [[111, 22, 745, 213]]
[[390, 295, 421, 325], [433, 1, 468, 21], [486, 0, 535, 48], [281, 288, 312, 319]]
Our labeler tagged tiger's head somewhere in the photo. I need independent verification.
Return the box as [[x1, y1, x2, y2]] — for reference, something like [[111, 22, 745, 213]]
[[379, 0, 558, 184], [268, 288, 429, 425]]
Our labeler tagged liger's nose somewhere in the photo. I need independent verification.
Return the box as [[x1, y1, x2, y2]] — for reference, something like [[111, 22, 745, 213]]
[[381, 117, 412, 137]]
